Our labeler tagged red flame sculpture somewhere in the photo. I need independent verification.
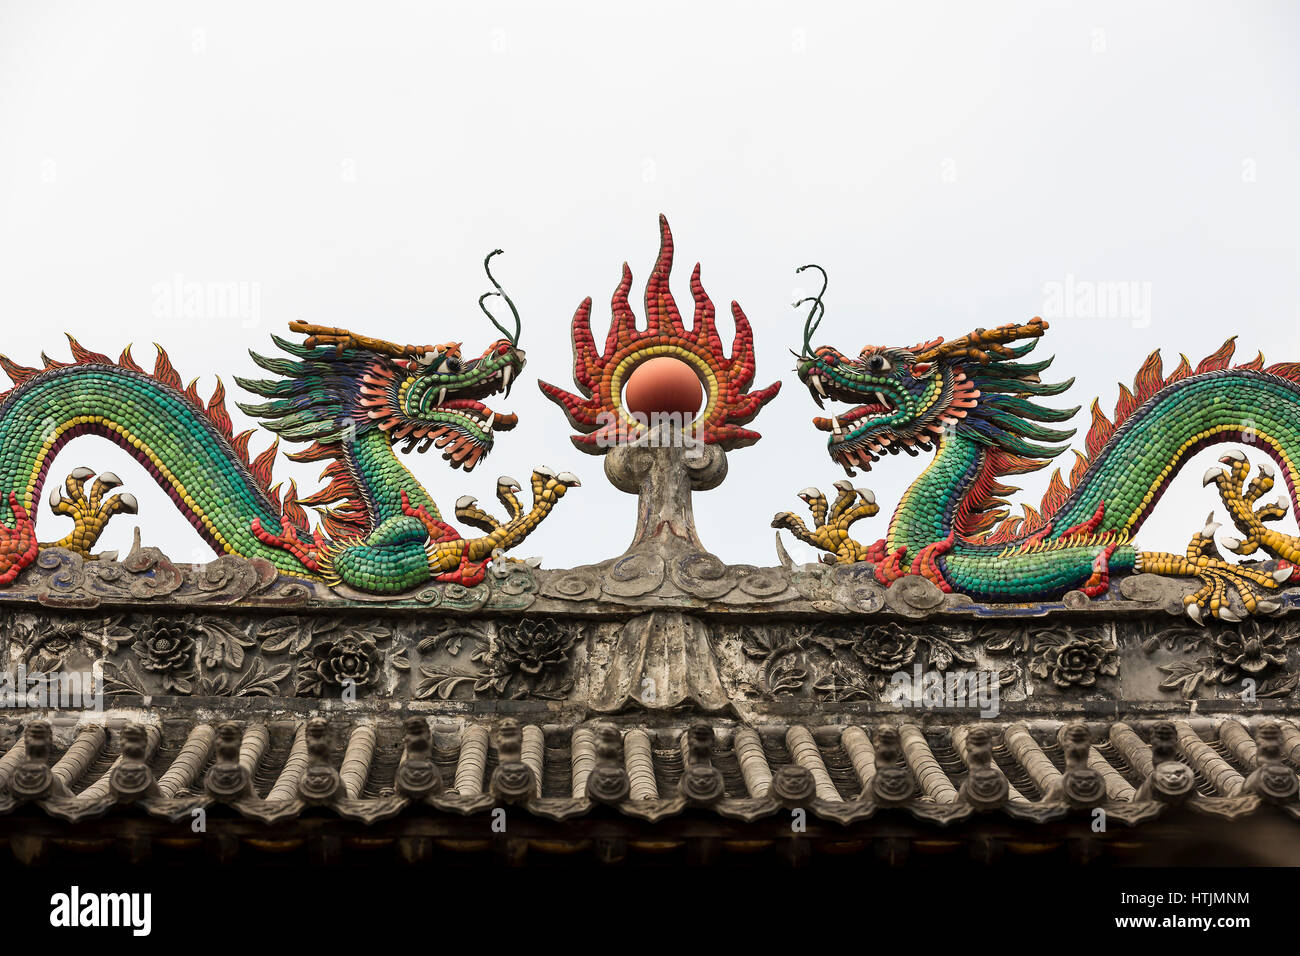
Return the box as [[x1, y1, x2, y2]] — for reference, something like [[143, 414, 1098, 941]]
[[539, 215, 781, 452]]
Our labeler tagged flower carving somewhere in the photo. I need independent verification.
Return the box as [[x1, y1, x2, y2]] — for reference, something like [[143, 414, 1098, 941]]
[[310, 635, 382, 689], [1213, 626, 1288, 681], [1038, 637, 1116, 688], [130, 619, 199, 693], [1024, 626, 1119, 689], [851, 624, 919, 672], [133, 621, 196, 672], [491, 619, 579, 699], [1153, 620, 1298, 700]]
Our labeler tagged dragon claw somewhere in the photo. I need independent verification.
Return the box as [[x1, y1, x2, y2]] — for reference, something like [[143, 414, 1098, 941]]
[[772, 481, 879, 564], [45, 467, 141, 557], [1203, 452, 1300, 563], [431, 466, 581, 577]]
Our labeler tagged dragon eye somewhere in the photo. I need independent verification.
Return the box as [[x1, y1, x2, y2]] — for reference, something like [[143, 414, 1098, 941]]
[[867, 354, 892, 374], [444, 354, 462, 373]]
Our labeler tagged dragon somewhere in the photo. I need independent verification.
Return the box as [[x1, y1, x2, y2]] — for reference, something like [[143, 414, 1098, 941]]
[[0, 253, 578, 594], [773, 266, 1300, 621]]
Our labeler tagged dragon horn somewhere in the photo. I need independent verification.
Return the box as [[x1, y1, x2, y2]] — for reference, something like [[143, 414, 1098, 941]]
[[479, 249, 522, 347], [913, 317, 1048, 365], [792, 263, 828, 358], [287, 320, 422, 359]]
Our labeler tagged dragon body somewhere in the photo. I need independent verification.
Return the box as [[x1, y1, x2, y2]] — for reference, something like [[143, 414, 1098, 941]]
[[775, 274, 1300, 620], [0, 257, 577, 593]]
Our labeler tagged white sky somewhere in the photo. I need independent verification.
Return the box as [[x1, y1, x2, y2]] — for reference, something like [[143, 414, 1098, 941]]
[[1, 1, 1298, 573]]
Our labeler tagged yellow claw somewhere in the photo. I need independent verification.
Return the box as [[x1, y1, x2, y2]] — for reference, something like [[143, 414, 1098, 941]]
[[45, 468, 139, 558], [772, 483, 878, 564]]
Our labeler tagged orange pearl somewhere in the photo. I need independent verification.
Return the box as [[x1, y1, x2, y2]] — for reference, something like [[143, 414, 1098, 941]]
[[624, 356, 703, 418]]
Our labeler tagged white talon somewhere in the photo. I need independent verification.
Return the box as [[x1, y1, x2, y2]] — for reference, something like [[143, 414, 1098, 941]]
[[49, 486, 64, 507], [1221, 449, 1247, 462], [1218, 607, 1242, 623], [857, 488, 876, 505], [455, 495, 477, 510], [1258, 461, 1276, 478], [70, 466, 94, 480], [1221, 535, 1242, 550], [498, 476, 520, 491], [1273, 496, 1290, 513], [117, 493, 138, 514], [831, 480, 853, 493], [1257, 600, 1281, 615], [98, 472, 122, 488], [534, 464, 556, 479], [557, 471, 580, 486], [1200, 521, 1221, 537], [1202, 467, 1226, 486], [1275, 566, 1294, 583], [1186, 602, 1203, 625]]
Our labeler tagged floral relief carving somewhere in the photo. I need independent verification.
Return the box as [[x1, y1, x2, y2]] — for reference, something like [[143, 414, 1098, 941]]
[[415, 618, 579, 701], [978, 622, 1118, 690], [1145, 619, 1299, 700], [738, 621, 996, 703]]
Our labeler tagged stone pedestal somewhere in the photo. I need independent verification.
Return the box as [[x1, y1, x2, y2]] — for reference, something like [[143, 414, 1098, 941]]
[[589, 430, 732, 712]]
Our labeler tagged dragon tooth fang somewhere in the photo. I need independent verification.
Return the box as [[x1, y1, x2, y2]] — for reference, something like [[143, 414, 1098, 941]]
[[812, 376, 828, 397], [437, 387, 447, 406]]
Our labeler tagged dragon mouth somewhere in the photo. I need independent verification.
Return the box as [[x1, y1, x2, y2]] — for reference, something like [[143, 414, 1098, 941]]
[[396, 363, 522, 470], [812, 398, 895, 436], [804, 377, 931, 473]]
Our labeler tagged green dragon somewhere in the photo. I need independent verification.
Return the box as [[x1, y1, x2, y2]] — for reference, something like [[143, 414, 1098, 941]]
[[773, 267, 1300, 621], [0, 254, 577, 594]]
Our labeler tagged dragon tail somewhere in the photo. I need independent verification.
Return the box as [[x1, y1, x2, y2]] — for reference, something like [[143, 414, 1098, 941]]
[[0, 336, 318, 578]]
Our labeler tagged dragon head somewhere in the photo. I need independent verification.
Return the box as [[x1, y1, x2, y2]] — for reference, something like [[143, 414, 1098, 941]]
[[243, 251, 527, 474], [383, 330, 525, 467], [792, 266, 1078, 475]]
